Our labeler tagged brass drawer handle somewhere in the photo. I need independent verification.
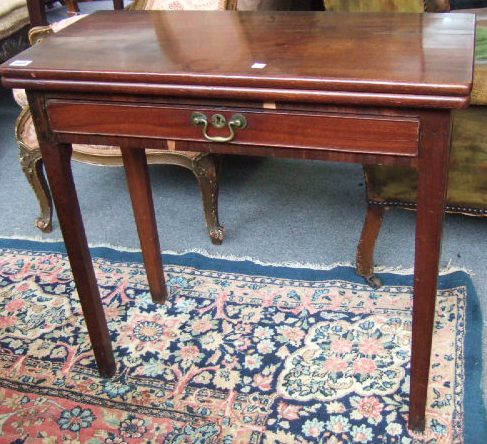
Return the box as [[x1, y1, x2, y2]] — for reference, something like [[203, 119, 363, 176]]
[[191, 112, 247, 143]]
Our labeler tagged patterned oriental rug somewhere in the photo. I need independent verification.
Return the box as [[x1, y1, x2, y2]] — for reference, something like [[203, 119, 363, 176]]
[[0, 238, 484, 443]]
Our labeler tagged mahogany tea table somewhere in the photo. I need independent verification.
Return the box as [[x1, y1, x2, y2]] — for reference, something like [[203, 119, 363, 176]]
[[0, 10, 475, 431]]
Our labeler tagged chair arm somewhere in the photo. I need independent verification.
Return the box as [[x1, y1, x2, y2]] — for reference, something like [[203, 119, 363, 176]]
[[28, 25, 53, 45]]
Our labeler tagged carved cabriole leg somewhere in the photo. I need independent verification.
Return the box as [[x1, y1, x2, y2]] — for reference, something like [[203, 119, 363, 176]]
[[27, 92, 116, 378], [192, 154, 224, 245], [121, 147, 167, 304], [409, 110, 452, 432], [18, 139, 53, 233], [356, 203, 385, 289]]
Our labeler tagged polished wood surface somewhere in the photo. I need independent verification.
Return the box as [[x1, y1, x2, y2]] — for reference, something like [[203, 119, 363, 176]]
[[410, 109, 452, 431], [2, 11, 475, 104], [27, 91, 115, 378], [46, 100, 421, 156], [121, 146, 167, 304], [0, 10, 475, 432]]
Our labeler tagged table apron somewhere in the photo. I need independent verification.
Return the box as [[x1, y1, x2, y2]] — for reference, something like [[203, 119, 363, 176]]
[[46, 100, 421, 158]]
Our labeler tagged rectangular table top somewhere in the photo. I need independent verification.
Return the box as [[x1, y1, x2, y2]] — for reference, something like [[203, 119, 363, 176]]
[[0, 10, 475, 107]]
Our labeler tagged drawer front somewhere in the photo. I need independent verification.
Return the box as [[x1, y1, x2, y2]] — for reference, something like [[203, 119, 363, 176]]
[[47, 101, 420, 156]]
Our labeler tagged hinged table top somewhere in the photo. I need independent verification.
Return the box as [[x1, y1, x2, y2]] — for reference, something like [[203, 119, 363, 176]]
[[0, 11, 476, 107]]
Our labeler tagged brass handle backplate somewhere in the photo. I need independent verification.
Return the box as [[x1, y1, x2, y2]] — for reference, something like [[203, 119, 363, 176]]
[[191, 112, 247, 143]]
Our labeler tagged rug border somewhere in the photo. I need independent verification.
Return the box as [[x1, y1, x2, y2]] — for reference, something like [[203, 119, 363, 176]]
[[1, 237, 485, 442]]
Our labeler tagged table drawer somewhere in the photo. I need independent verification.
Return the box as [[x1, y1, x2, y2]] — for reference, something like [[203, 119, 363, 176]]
[[47, 101, 420, 156]]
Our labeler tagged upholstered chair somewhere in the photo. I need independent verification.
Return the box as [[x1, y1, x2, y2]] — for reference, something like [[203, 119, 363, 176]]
[[0, 0, 30, 62], [324, 0, 487, 287], [16, 0, 244, 245], [324, 0, 450, 12]]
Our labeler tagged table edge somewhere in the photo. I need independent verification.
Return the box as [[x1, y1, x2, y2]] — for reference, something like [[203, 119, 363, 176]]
[[2, 77, 471, 109]]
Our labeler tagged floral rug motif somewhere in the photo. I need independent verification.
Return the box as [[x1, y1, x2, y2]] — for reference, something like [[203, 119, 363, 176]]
[[0, 238, 484, 443]]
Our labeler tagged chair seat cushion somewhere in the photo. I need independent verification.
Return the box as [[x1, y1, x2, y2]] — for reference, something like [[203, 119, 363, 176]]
[[473, 25, 487, 105], [12, 87, 27, 107], [324, 0, 424, 12], [461, 8, 487, 105], [0, 0, 29, 40], [51, 14, 87, 33], [365, 106, 487, 213]]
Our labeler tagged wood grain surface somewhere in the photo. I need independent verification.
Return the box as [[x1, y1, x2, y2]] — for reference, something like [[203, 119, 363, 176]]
[[1, 11, 475, 105]]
